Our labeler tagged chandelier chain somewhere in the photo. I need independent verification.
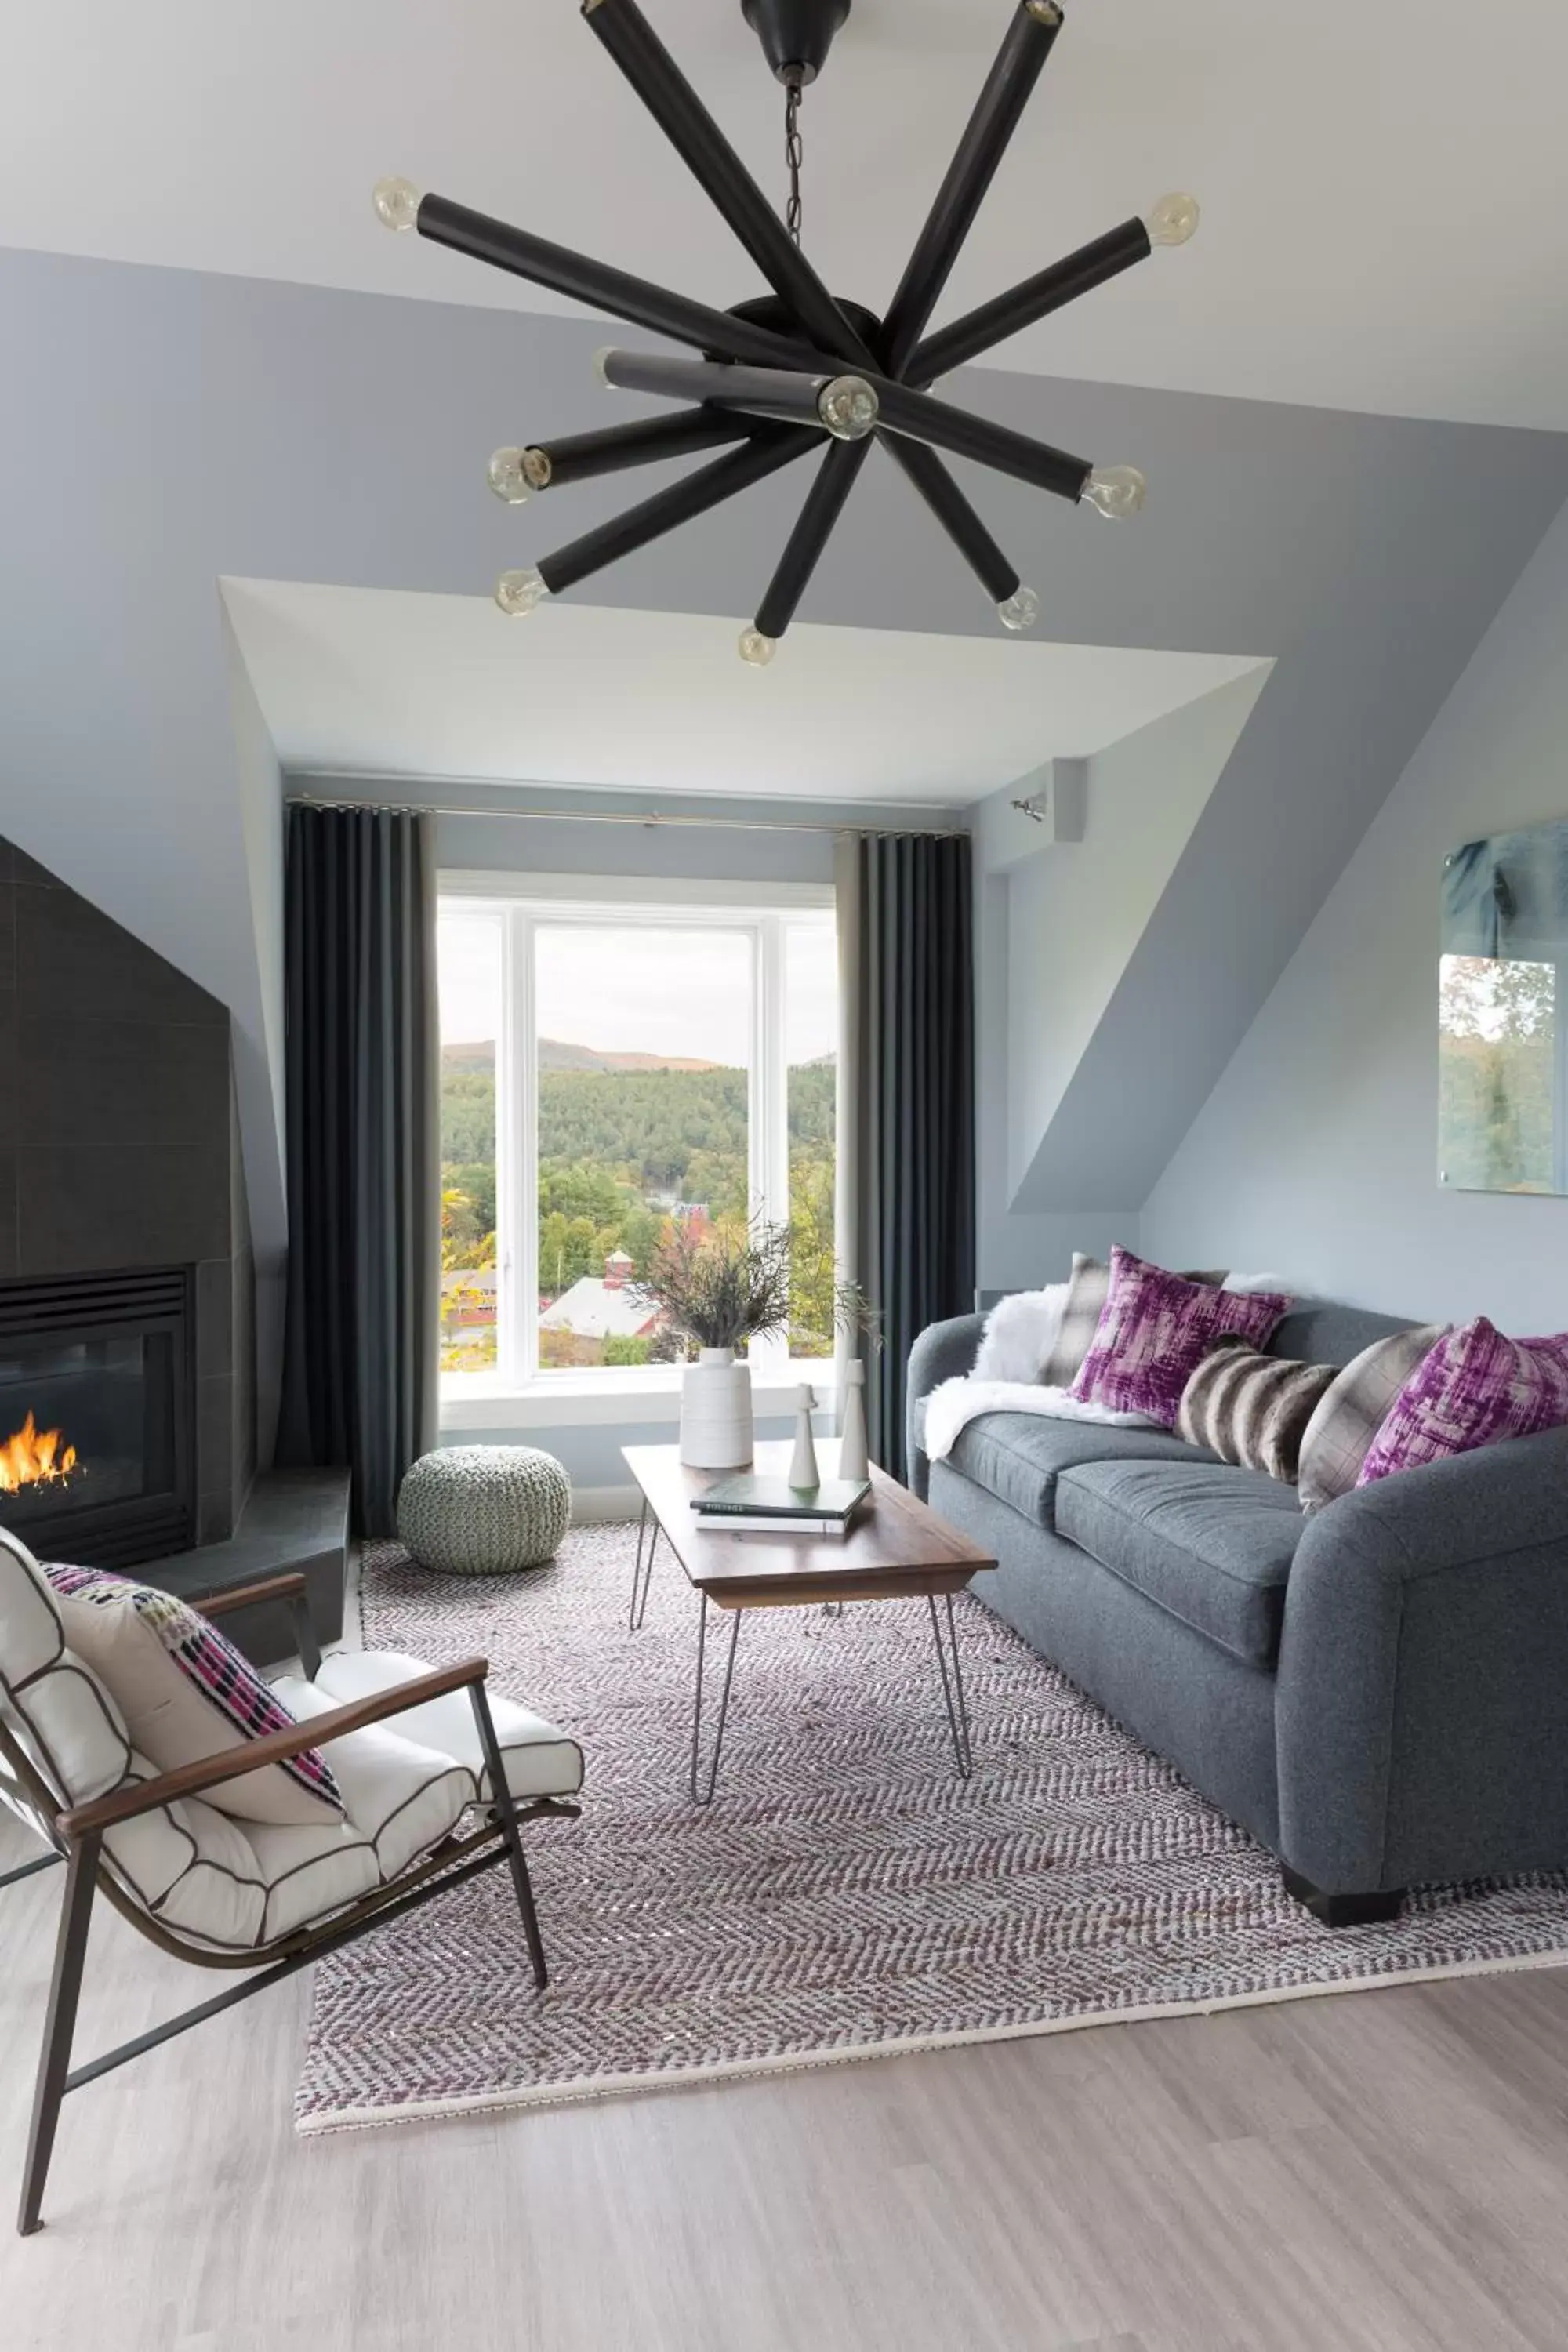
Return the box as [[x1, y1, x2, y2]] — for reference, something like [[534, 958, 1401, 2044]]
[[784, 80, 804, 249]]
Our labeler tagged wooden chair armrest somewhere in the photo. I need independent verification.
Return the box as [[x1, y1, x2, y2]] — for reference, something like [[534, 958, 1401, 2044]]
[[191, 1572, 309, 1620], [60, 1657, 491, 1838]]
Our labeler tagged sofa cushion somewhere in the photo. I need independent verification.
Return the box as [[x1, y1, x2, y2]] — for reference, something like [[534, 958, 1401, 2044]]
[[946, 1415, 1218, 1534], [1054, 1458, 1307, 1668]]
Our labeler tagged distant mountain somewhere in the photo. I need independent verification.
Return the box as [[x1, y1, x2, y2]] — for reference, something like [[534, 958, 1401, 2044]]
[[441, 1037, 724, 1076], [540, 1039, 724, 1073]]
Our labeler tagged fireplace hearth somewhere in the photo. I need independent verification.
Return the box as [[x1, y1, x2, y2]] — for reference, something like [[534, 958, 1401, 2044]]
[[0, 1269, 195, 1567]]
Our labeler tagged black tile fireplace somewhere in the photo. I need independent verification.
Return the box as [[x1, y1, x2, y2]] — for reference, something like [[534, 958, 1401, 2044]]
[[0, 838, 349, 1664], [0, 1269, 196, 1568], [0, 835, 255, 1569]]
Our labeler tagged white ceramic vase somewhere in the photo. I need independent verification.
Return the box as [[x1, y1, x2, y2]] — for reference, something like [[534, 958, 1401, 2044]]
[[679, 1347, 754, 1469]]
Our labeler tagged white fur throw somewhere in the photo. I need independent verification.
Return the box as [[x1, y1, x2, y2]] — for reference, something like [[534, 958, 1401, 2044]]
[[923, 1377, 1158, 1465], [971, 1283, 1070, 1384]]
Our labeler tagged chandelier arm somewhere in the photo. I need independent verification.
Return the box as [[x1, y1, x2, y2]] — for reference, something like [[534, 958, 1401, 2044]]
[[868, 379, 1091, 504], [876, 437, 1020, 604], [535, 426, 818, 595], [909, 220, 1153, 386], [880, 0, 1065, 376], [597, 348, 844, 430], [753, 438, 875, 641], [416, 194, 826, 373], [524, 410, 763, 492], [580, 0, 877, 372]]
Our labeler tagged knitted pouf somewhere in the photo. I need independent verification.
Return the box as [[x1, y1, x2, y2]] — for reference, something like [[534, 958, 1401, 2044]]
[[397, 1446, 572, 1576]]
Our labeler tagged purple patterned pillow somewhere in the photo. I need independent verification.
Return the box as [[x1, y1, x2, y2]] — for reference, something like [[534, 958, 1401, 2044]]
[[1357, 1317, 1568, 1488], [1069, 1247, 1294, 1427], [45, 1564, 343, 1826]]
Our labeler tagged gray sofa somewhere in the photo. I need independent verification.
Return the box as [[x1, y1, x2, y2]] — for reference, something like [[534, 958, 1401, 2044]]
[[908, 1299, 1568, 1924]]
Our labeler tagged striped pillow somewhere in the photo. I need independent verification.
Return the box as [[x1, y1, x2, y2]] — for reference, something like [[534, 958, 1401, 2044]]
[[1039, 1254, 1112, 1388], [1295, 1323, 1449, 1514], [1176, 1340, 1338, 1486]]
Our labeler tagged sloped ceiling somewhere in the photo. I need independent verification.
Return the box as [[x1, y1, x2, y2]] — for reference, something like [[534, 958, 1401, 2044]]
[[1002, 667, 1273, 1208]]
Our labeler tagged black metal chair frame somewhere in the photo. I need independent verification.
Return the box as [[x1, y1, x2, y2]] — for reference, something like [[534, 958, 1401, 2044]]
[[0, 1570, 578, 2238]]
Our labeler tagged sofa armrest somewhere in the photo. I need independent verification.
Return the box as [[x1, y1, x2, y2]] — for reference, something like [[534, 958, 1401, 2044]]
[[1275, 1425, 1568, 1893], [906, 1312, 986, 1498]]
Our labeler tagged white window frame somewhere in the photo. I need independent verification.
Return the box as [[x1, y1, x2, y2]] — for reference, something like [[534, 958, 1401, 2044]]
[[437, 871, 837, 1417]]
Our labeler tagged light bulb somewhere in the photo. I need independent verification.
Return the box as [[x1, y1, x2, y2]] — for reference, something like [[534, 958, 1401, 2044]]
[[739, 627, 777, 667], [487, 448, 534, 506], [1143, 192, 1200, 248], [997, 586, 1040, 633], [818, 375, 879, 441], [592, 345, 616, 389], [495, 568, 551, 619], [1081, 465, 1148, 521], [372, 178, 423, 234]]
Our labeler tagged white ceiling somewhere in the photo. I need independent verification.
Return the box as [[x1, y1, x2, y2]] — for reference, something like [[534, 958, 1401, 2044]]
[[221, 578, 1265, 803], [7, 3, 1568, 430]]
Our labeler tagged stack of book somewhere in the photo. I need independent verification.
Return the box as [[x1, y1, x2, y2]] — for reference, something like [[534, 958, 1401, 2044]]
[[691, 1473, 871, 1539]]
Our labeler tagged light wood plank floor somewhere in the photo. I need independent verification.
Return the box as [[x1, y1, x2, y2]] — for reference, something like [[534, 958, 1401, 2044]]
[[5, 1810, 1568, 2352]]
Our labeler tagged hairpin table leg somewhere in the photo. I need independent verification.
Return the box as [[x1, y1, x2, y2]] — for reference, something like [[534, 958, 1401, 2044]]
[[927, 1592, 975, 1779], [629, 1498, 660, 1632], [689, 1593, 743, 1806]]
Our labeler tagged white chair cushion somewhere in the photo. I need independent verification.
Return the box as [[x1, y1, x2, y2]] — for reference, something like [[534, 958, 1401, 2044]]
[[105, 1768, 270, 1950], [1, 1526, 132, 1806], [248, 1819, 380, 1944], [0, 1526, 65, 1682], [6, 1649, 131, 1806], [271, 1672, 474, 1881], [309, 1652, 585, 1804], [99, 1751, 379, 1951]]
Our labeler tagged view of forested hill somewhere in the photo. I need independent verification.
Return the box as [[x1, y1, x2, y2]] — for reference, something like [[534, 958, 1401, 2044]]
[[440, 1039, 837, 1356]]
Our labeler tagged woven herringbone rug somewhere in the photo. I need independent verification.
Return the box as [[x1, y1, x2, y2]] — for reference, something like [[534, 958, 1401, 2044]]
[[296, 1523, 1568, 2132]]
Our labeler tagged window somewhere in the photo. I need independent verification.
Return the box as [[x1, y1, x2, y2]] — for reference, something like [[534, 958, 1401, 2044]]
[[437, 892, 838, 1388]]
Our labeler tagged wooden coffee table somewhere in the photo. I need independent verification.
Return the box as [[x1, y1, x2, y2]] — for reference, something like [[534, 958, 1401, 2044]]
[[622, 1440, 997, 1802]]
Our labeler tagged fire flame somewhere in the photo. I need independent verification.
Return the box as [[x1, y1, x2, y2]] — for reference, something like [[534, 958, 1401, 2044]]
[[0, 1412, 80, 1494]]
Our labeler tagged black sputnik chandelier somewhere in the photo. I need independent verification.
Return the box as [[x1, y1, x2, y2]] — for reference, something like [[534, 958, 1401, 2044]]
[[373, 0, 1199, 665]]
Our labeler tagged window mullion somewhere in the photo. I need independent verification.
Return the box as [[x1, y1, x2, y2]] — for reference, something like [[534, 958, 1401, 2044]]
[[499, 907, 539, 1385], [752, 914, 790, 1382]]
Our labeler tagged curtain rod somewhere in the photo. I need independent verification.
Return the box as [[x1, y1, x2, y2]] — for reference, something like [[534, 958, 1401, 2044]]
[[285, 792, 967, 840]]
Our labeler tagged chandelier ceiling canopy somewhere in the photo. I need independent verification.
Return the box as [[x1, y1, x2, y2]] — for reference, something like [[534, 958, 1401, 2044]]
[[374, 0, 1199, 664]]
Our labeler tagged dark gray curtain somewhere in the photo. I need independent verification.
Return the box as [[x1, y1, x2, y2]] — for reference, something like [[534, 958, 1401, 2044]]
[[856, 832, 975, 1475], [276, 807, 439, 1535]]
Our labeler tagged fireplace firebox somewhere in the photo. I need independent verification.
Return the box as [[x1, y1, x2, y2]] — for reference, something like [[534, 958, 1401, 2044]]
[[0, 1269, 195, 1569]]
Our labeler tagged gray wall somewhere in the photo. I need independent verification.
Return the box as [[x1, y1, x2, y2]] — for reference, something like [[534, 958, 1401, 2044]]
[[1142, 494, 1568, 1330]]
